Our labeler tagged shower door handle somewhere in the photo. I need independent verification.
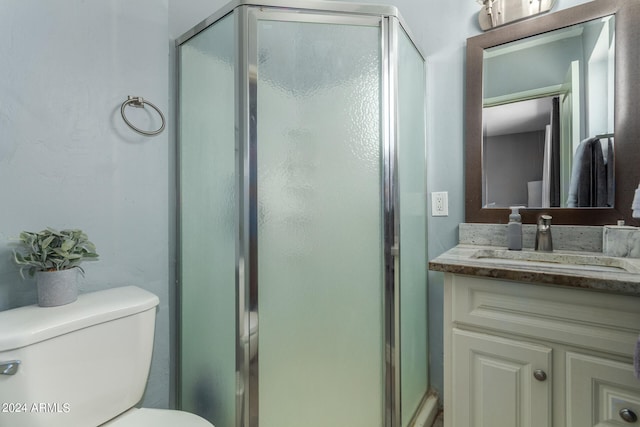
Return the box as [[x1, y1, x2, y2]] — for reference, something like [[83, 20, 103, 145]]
[[0, 360, 20, 375]]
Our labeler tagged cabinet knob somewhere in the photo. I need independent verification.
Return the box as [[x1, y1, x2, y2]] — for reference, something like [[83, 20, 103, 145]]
[[533, 369, 547, 381], [620, 408, 638, 423]]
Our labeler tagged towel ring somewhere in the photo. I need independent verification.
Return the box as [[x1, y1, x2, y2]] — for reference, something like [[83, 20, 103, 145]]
[[120, 96, 165, 136]]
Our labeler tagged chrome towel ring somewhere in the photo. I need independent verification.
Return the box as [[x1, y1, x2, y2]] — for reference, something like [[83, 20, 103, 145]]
[[120, 96, 165, 136]]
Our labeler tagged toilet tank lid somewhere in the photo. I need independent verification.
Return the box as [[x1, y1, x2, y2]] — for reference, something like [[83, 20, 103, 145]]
[[0, 286, 159, 352]]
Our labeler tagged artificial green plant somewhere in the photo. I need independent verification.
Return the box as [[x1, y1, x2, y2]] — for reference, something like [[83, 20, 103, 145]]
[[13, 228, 99, 279]]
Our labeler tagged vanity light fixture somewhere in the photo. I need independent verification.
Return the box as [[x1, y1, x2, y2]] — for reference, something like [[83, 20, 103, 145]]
[[477, 0, 556, 30]]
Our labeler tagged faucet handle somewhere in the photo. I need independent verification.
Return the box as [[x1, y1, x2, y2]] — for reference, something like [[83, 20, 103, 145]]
[[538, 214, 552, 227]]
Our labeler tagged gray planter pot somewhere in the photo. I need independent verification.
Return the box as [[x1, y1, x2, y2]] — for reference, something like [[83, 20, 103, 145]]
[[35, 268, 79, 307]]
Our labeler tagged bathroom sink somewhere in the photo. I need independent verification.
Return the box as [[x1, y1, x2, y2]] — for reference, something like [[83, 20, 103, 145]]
[[470, 248, 640, 274]]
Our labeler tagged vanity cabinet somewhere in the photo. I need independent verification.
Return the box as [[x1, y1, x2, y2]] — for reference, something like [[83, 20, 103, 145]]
[[452, 328, 552, 426], [444, 274, 640, 427]]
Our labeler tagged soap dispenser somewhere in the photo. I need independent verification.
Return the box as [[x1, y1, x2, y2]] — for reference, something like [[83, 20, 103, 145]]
[[507, 206, 523, 251]]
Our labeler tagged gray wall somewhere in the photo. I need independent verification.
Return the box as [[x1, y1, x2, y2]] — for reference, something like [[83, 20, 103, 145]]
[[484, 36, 584, 99], [0, 0, 171, 409], [485, 130, 546, 207], [0, 0, 593, 412]]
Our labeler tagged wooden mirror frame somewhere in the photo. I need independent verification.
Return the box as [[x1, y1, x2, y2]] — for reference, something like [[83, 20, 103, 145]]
[[465, 0, 640, 225]]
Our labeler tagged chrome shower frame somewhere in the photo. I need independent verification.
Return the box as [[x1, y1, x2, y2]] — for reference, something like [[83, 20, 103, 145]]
[[176, 2, 426, 426]]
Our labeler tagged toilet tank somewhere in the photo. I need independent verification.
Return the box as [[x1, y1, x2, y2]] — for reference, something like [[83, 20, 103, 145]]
[[0, 286, 159, 427]]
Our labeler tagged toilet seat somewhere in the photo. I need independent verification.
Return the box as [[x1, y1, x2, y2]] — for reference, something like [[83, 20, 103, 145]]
[[102, 408, 214, 427]]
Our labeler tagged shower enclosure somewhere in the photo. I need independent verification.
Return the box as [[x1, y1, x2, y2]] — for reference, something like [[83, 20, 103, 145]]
[[176, 1, 427, 426]]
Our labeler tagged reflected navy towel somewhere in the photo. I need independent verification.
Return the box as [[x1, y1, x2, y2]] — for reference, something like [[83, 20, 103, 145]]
[[632, 187, 640, 219], [635, 335, 640, 379]]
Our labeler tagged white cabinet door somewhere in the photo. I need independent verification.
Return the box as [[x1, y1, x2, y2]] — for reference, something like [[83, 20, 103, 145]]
[[451, 328, 552, 427], [566, 351, 640, 426]]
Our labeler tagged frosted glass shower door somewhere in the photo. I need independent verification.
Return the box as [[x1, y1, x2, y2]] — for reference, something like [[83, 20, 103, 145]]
[[178, 14, 236, 427], [253, 13, 384, 427], [397, 24, 428, 427]]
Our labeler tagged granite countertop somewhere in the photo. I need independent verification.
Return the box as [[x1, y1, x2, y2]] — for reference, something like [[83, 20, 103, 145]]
[[429, 244, 640, 296]]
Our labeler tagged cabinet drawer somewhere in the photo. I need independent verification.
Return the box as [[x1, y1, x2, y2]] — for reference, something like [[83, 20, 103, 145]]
[[566, 352, 640, 426], [448, 274, 640, 357]]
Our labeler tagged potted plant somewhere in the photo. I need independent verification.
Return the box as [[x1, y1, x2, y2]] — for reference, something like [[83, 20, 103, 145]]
[[13, 228, 99, 307]]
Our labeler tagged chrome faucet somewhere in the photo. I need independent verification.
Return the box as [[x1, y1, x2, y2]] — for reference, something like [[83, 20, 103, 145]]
[[535, 214, 553, 252]]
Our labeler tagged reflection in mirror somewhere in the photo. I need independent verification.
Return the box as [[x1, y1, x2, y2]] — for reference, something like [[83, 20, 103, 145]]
[[466, 0, 640, 226], [482, 15, 615, 209]]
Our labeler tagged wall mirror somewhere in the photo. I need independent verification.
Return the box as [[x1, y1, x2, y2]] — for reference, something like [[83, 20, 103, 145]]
[[465, 0, 640, 225]]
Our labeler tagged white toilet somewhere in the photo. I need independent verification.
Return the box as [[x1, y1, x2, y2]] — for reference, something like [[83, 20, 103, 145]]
[[0, 286, 214, 427]]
